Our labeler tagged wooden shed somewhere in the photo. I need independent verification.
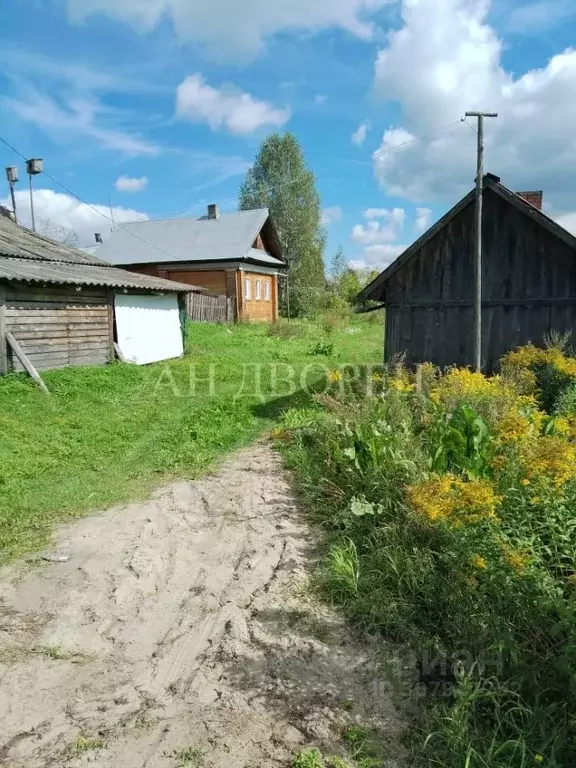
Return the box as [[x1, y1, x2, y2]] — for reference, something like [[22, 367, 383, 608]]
[[0, 210, 202, 375], [358, 174, 576, 371]]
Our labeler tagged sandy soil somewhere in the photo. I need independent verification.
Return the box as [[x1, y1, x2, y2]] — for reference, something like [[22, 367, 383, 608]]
[[0, 442, 406, 767]]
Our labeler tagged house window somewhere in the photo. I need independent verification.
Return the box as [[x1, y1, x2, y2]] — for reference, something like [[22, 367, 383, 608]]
[[255, 279, 262, 300], [264, 281, 271, 301], [244, 277, 251, 300]]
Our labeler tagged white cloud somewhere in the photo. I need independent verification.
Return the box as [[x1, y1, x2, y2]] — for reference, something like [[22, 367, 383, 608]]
[[350, 243, 407, 270], [351, 119, 371, 146], [66, 0, 392, 58], [554, 211, 576, 235], [415, 207, 433, 231], [372, 0, 576, 210], [176, 74, 290, 134], [322, 205, 343, 225], [505, 0, 576, 35], [3, 89, 161, 156], [115, 176, 149, 192], [352, 207, 406, 243], [3, 188, 148, 245]]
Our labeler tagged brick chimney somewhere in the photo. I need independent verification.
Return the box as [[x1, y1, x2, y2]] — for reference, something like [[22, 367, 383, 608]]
[[207, 203, 220, 220], [516, 190, 543, 210]]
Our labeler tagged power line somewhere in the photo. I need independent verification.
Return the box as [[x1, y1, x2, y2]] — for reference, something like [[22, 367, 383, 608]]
[[0, 134, 182, 262], [153, 117, 467, 220], [1, 116, 468, 236]]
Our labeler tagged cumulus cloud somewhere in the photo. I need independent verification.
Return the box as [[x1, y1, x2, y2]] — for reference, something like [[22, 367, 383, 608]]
[[115, 176, 148, 192], [372, 0, 576, 210], [66, 0, 391, 58], [176, 74, 290, 134], [3, 188, 148, 245], [554, 211, 576, 235], [351, 119, 371, 146], [350, 243, 407, 270], [352, 207, 406, 244], [322, 206, 343, 225], [415, 207, 433, 231]]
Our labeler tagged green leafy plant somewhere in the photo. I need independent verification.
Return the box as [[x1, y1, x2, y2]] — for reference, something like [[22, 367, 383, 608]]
[[428, 403, 492, 477]]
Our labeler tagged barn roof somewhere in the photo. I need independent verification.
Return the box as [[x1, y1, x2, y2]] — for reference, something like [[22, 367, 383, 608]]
[[92, 208, 287, 268], [0, 212, 203, 293], [359, 174, 576, 302]]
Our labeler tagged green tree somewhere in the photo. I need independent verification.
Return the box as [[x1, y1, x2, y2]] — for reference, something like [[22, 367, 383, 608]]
[[239, 133, 325, 316], [329, 245, 346, 281]]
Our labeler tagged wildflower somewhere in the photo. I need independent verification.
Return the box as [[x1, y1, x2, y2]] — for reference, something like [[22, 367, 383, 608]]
[[500, 542, 531, 572], [521, 478, 530, 486], [327, 369, 343, 383], [406, 475, 500, 527], [534, 754, 544, 763], [522, 436, 576, 488], [471, 554, 487, 570], [372, 372, 384, 383], [389, 378, 415, 393]]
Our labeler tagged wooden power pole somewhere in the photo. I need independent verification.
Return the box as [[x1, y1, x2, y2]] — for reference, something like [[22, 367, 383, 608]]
[[465, 111, 497, 371]]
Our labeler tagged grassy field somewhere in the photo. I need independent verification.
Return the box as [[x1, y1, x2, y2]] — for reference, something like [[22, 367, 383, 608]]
[[0, 316, 382, 565]]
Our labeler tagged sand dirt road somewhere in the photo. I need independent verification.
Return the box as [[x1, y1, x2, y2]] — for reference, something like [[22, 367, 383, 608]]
[[0, 442, 405, 767]]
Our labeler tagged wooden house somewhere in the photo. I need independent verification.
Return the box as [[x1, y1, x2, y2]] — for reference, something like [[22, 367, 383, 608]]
[[358, 174, 576, 371], [0, 209, 203, 375], [93, 205, 287, 323]]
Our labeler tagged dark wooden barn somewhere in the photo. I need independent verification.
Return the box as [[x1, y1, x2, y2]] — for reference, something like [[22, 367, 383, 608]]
[[358, 174, 576, 371]]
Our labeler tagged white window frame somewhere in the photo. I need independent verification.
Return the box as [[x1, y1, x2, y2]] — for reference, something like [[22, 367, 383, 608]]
[[255, 278, 262, 300], [244, 277, 251, 300], [264, 280, 271, 301]]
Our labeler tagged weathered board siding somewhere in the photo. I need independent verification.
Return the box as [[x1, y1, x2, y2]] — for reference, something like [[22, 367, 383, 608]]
[[3, 284, 112, 372], [384, 188, 576, 370], [186, 292, 235, 323]]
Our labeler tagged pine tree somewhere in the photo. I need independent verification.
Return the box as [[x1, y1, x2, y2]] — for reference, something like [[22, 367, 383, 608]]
[[239, 133, 325, 316]]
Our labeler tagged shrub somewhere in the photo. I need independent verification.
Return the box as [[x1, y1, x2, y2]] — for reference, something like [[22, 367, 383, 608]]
[[309, 340, 335, 356], [278, 343, 576, 768]]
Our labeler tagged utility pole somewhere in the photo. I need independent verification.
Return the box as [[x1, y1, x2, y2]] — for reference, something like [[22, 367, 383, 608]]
[[465, 111, 497, 371], [5, 166, 19, 224]]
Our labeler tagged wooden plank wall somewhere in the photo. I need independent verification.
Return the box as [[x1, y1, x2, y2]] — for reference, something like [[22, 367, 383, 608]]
[[383, 189, 576, 371], [4, 284, 112, 372], [186, 292, 235, 323]]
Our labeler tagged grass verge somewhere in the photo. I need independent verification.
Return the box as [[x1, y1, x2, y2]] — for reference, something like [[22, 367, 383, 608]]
[[0, 317, 382, 565]]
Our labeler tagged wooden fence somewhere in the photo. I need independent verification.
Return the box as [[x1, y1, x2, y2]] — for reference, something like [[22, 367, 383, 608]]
[[186, 292, 235, 323]]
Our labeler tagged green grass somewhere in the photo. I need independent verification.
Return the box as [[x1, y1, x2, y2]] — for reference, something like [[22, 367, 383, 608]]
[[0, 317, 382, 565]]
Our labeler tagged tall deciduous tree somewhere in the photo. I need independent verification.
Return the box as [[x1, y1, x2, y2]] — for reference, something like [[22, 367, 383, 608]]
[[239, 133, 325, 316]]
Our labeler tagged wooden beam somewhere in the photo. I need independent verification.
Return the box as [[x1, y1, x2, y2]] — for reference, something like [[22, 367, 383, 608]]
[[5, 332, 50, 394], [0, 285, 6, 375], [113, 342, 126, 363]]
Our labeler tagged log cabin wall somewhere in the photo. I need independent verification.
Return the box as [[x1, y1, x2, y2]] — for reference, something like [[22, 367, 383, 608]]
[[2, 283, 112, 373]]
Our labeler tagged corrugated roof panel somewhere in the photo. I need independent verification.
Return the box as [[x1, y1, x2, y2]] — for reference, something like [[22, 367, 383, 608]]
[[0, 215, 110, 266], [95, 209, 272, 265], [0, 258, 203, 293]]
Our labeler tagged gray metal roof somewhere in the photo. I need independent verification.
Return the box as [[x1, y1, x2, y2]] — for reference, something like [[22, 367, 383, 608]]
[[94, 208, 287, 268], [244, 248, 285, 267], [0, 211, 203, 293]]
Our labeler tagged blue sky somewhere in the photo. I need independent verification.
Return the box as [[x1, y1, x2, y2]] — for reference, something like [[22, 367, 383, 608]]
[[1, 0, 576, 271]]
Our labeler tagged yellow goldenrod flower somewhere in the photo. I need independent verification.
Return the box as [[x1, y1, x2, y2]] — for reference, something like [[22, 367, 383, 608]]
[[327, 369, 343, 383], [522, 437, 576, 488], [471, 554, 487, 570], [406, 475, 501, 527]]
